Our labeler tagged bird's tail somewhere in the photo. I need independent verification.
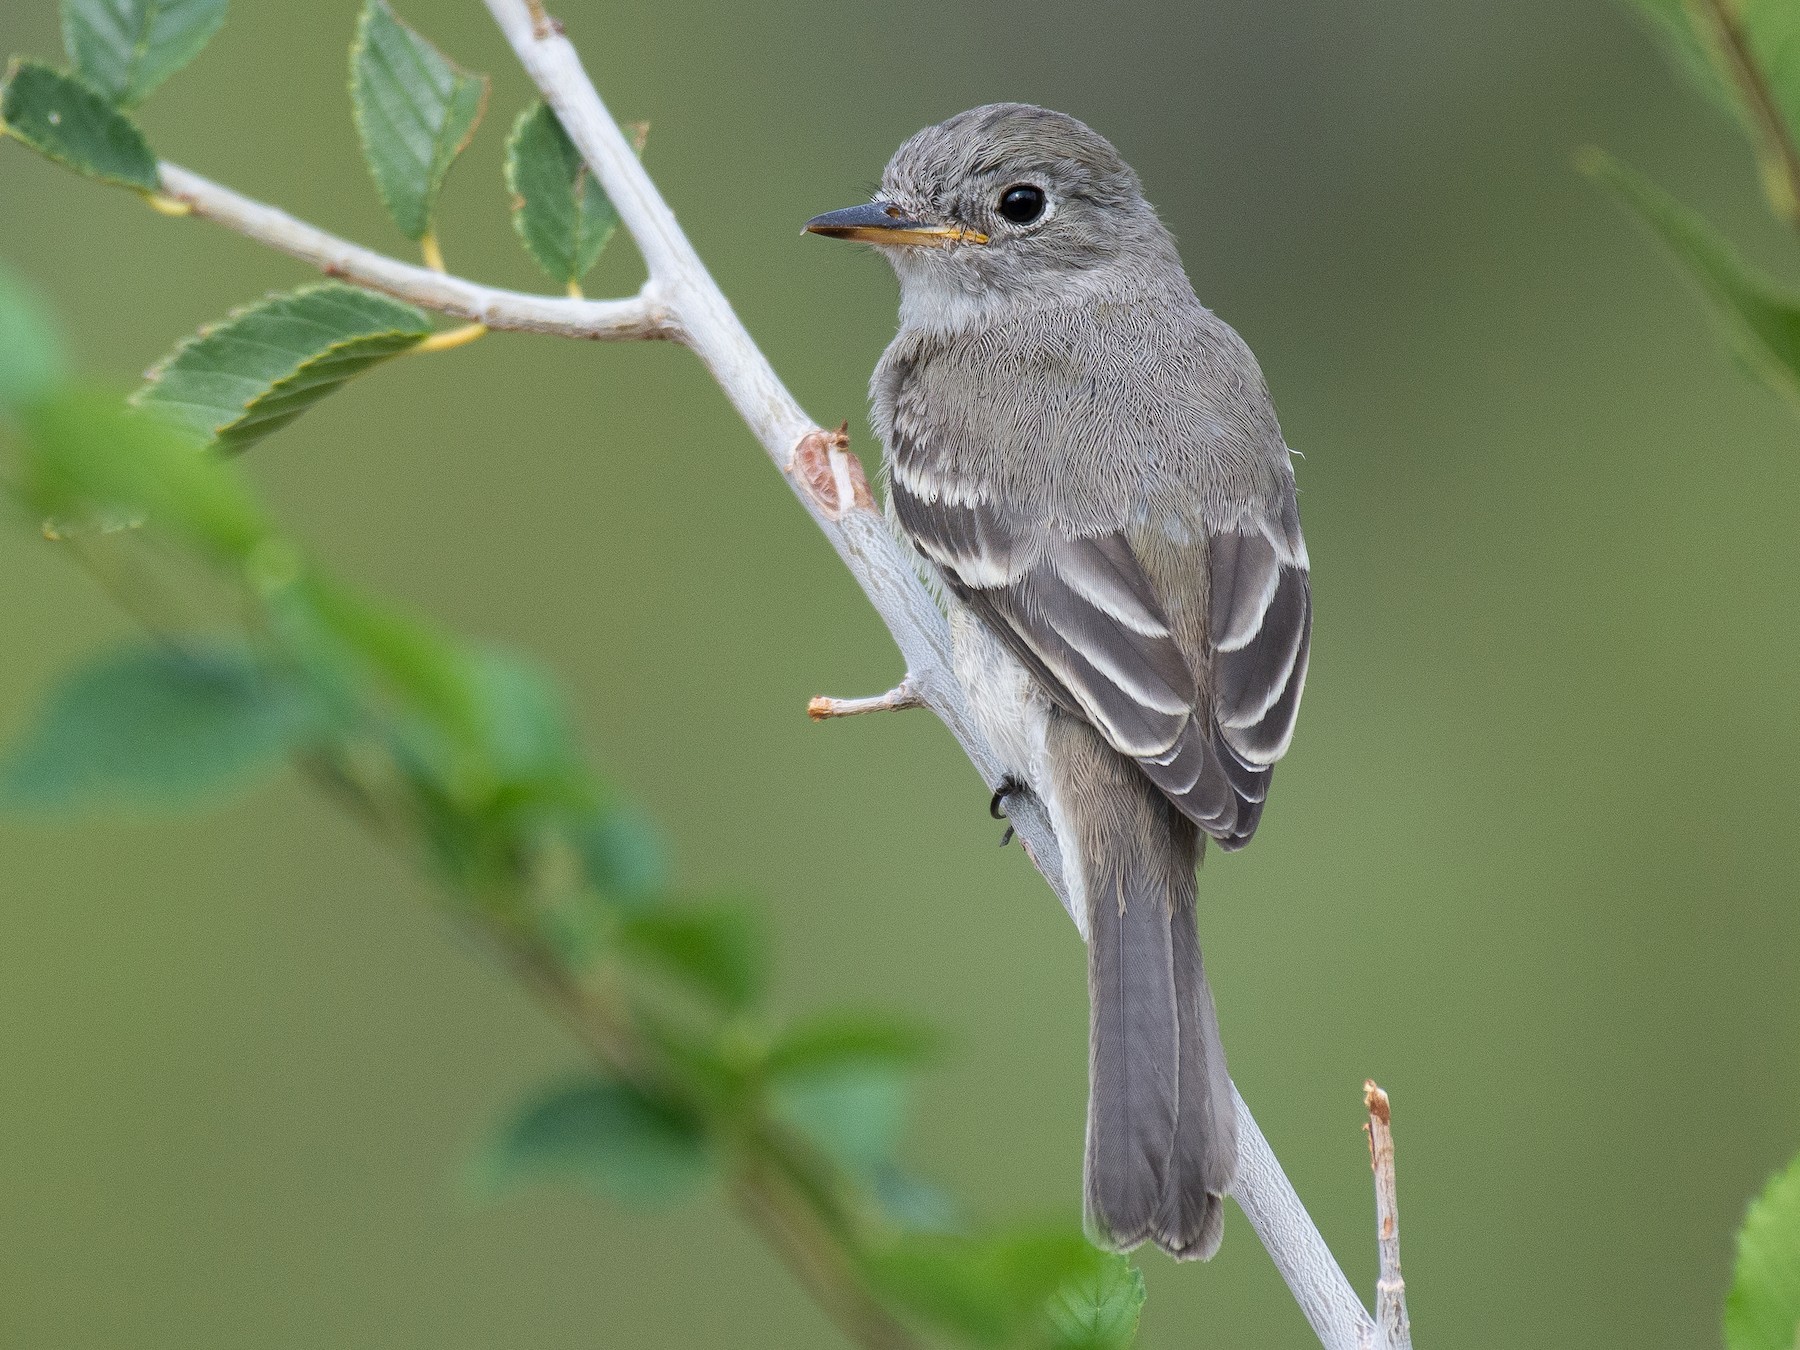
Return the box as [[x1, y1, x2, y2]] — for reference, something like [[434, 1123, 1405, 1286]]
[[1056, 719, 1237, 1260]]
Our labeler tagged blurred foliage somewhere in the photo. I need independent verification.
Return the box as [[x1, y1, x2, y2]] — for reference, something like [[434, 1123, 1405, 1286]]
[[1602, 5, 1800, 1347], [1598, 0, 1800, 406], [0, 3, 1148, 1344]]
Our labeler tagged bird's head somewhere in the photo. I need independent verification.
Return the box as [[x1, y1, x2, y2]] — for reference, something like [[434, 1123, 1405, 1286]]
[[805, 103, 1176, 330]]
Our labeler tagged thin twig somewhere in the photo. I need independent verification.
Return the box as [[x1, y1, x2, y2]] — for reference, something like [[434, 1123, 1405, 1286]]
[[1363, 1082, 1412, 1350], [480, 2, 1386, 1343], [153, 163, 676, 340], [1688, 0, 1800, 228], [808, 682, 923, 720]]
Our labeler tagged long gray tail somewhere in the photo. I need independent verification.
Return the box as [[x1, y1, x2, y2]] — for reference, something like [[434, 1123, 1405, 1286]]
[[1064, 722, 1237, 1260]]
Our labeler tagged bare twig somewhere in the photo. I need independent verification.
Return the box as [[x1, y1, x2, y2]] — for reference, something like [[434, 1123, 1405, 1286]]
[[1364, 1082, 1412, 1350], [153, 163, 675, 340], [1687, 0, 1800, 229], [809, 682, 923, 720], [479, 2, 1393, 1344]]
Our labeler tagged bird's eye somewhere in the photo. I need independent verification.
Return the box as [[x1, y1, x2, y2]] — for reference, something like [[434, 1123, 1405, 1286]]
[[997, 184, 1047, 224]]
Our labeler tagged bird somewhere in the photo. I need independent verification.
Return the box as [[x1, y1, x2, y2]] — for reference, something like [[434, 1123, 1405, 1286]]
[[804, 103, 1311, 1261]]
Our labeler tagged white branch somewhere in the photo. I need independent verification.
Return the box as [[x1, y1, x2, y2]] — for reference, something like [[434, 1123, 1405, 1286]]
[[154, 163, 674, 340], [1365, 1082, 1413, 1350], [809, 682, 924, 720]]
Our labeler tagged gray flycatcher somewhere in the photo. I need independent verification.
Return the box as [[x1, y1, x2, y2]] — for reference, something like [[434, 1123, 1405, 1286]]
[[804, 103, 1311, 1260]]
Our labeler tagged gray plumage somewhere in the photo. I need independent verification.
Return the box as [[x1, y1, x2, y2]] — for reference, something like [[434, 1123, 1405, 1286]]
[[808, 103, 1310, 1260]]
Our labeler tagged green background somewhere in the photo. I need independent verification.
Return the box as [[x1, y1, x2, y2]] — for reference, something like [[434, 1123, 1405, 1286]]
[[3, 1, 1798, 1346]]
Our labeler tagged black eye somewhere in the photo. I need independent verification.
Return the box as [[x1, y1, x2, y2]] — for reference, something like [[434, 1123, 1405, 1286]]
[[998, 184, 1046, 224]]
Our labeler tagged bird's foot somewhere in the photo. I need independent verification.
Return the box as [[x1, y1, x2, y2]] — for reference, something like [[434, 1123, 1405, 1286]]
[[990, 775, 1025, 847]]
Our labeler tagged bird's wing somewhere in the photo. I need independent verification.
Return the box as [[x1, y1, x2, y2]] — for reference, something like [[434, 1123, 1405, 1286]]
[[890, 467, 1310, 850], [1188, 510, 1312, 848]]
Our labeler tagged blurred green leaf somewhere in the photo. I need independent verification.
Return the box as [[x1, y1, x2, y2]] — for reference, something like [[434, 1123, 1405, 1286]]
[[617, 905, 765, 1012], [61, 0, 228, 108], [17, 387, 272, 559], [476, 1076, 710, 1207], [0, 59, 159, 192], [504, 101, 631, 290], [462, 646, 589, 802], [351, 0, 488, 242], [1044, 1256, 1144, 1350], [571, 801, 666, 898], [765, 1013, 938, 1170], [1627, 0, 1800, 218], [870, 1164, 961, 1235], [0, 641, 314, 810], [765, 1013, 940, 1080], [771, 1065, 909, 1173], [868, 1229, 1112, 1347], [133, 285, 429, 455], [0, 264, 69, 414], [1585, 151, 1800, 407], [1726, 1152, 1800, 1350]]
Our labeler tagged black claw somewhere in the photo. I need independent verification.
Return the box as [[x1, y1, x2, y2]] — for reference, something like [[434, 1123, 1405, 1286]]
[[989, 774, 1024, 821], [989, 775, 1025, 847]]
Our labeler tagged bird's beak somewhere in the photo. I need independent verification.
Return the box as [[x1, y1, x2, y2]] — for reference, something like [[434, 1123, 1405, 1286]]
[[803, 202, 987, 248]]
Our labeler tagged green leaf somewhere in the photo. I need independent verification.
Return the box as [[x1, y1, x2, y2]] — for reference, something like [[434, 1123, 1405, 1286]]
[[17, 387, 272, 559], [1626, 0, 1800, 219], [572, 801, 667, 898], [505, 101, 632, 289], [61, 0, 229, 108], [1584, 151, 1800, 407], [0, 59, 159, 192], [765, 1013, 940, 1080], [475, 1077, 710, 1207], [1726, 1152, 1800, 1350], [616, 905, 765, 1012], [0, 641, 315, 810], [764, 1013, 938, 1170], [1045, 1256, 1145, 1350], [351, 0, 488, 242], [133, 284, 430, 455], [868, 1229, 1112, 1347], [0, 264, 69, 414]]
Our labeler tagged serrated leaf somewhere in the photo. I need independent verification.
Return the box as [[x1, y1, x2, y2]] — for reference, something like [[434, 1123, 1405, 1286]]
[[0, 264, 69, 414], [351, 0, 488, 242], [61, 0, 228, 108], [1726, 1152, 1800, 1350], [133, 284, 430, 454], [0, 59, 159, 192], [616, 905, 765, 1011], [474, 1077, 710, 1207], [1046, 1256, 1145, 1350], [0, 641, 315, 810], [17, 387, 271, 559], [1585, 152, 1800, 407], [505, 101, 632, 288]]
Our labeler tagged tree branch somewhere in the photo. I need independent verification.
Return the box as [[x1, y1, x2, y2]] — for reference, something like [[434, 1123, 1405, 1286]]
[[479, 2, 1391, 1345], [153, 163, 675, 340], [1364, 1083, 1412, 1350]]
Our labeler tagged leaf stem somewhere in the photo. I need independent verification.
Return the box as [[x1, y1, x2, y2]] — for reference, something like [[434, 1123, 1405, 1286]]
[[420, 230, 448, 273], [1688, 0, 1800, 229], [416, 321, 489, 353]]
